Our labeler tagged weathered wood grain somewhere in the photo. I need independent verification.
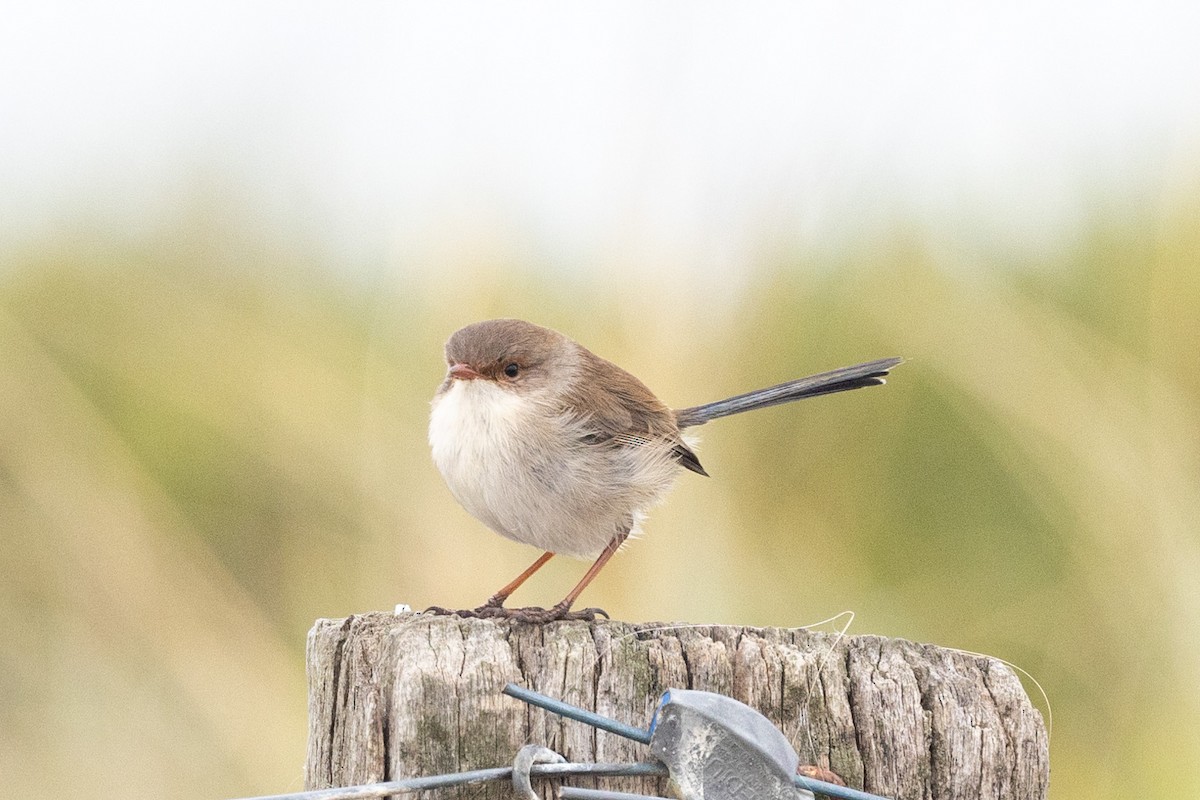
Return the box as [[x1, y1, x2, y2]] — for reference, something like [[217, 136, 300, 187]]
[[305, 613, 1047, 799]]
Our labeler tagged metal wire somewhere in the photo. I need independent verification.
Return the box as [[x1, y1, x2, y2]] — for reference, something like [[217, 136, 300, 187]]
[[229, 762, 667, 800], [559, 788, 666, 800], [793, 776, 891, 800], [503, 683, 653, 744], [512, 744, 565, 799], [560, 777, 890, 800], [236, 682, 894, 800], [503, 684, 892, 800]]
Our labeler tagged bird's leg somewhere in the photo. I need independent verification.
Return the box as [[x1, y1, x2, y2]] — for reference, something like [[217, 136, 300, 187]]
[[475, 551, 555, 613], [509, 531, 628, 623], [425, 551, 555, 618], [427, 533, 629, 623]]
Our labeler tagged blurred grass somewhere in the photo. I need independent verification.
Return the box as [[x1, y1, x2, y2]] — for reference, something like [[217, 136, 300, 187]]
[[1, 187, 1198, 799]]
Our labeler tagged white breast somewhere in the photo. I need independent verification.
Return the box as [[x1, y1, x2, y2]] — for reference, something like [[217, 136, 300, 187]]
[[428, 378, 530, 537], [428, 379, 682, 558]]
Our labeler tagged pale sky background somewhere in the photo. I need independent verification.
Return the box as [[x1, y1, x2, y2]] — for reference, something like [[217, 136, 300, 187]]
[[3, 0, 1199, 274]]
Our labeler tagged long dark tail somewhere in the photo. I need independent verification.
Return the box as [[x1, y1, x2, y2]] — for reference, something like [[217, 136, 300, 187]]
[[673, 356, 903, 429]]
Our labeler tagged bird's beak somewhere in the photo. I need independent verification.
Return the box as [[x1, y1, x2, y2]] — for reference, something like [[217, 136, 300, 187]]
[[448, 363, 482, 381]]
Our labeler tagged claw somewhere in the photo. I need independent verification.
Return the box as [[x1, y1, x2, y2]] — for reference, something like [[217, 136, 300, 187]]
[[559, 606, 610, 621], [422, 604, 505, 618], [422, 606, 459, 616], [506, 603, 609, 623]]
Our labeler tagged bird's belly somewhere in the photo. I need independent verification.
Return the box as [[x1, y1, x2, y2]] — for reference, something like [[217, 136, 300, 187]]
[[429, 382, 679, 557]]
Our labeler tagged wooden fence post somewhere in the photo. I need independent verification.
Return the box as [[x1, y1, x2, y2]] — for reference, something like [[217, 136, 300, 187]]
[[305, 612, 1048, 799]]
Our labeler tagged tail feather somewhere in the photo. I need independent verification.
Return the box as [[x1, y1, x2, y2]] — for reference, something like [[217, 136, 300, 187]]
[[673, 356, 903, 428]]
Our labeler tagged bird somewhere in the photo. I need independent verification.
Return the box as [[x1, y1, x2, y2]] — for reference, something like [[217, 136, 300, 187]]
[[427, 318, 901, 622]]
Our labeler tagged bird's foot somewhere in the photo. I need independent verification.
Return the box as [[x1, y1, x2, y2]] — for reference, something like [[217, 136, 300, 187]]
[[423, 600, 608, 623], [423, 593, 507, 618], [504, 602, 610, 623], [422, 605, 463, 616], [422, 605, 501, 618]]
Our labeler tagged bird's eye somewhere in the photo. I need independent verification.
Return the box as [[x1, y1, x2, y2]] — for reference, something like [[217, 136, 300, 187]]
[[503, 363, 520, 378]]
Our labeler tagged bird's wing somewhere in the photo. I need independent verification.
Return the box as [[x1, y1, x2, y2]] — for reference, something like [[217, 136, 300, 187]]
[[566, 350, 709, 477]]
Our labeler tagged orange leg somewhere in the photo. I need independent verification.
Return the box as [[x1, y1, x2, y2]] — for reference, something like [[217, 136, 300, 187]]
[[549, 531, 628, 615], [481, 551, 555, 608], [430, 532, 629, 623]]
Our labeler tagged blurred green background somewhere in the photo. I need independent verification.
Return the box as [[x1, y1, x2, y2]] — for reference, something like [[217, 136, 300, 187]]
[[3, 3, 1200, 799]]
